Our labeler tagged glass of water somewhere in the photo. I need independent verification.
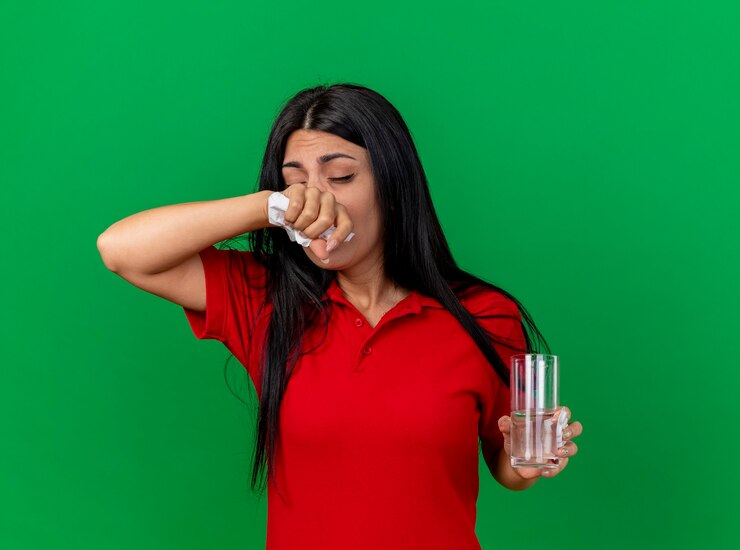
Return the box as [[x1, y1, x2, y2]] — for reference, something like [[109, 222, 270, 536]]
[[510, 354, 564, 470]]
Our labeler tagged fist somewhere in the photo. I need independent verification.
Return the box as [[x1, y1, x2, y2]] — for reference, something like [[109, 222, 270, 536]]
[[272, 183, 354, 262]]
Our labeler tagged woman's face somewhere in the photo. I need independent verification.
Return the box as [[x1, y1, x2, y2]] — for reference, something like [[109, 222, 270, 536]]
[[281, 129, 382, 270]]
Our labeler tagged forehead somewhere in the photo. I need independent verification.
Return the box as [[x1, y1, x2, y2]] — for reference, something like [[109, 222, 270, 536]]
[[283, 130, 364, 159]]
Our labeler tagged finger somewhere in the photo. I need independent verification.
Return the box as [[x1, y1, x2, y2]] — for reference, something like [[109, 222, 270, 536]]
[[511, 466, 546, 480], [282, 185, 306, 225], [302, 191, 336, 239], [542, 457, 568, 477], [563, 420, 582, 440], [328, 203, 354, 248], [292, 186, 322, 231], [557, 440, 578, 458], [514, 463, 566, 479]]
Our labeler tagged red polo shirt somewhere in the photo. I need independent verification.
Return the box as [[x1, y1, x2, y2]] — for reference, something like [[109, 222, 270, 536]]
[[183, 245, 526, 550]]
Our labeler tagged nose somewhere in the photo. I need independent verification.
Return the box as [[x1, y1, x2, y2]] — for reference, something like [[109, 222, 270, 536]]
[[305, 175, 329, 193]]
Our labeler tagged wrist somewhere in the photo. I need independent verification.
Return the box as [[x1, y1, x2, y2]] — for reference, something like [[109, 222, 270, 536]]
[[260, 190, 277, 227]]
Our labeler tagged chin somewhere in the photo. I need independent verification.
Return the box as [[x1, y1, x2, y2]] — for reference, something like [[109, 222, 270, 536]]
[[304, 244, 354, 269], [317, 257, 341, 269]]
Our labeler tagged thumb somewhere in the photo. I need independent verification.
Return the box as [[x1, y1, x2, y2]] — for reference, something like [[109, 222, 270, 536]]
[[498, 415, 511, 436], [498, 415, 513, 455], [308, 237, 330, 262]]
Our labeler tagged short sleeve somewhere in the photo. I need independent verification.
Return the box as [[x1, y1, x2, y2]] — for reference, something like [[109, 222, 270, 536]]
[[182, 245, 269, 379], [470, 295, 527, 456]]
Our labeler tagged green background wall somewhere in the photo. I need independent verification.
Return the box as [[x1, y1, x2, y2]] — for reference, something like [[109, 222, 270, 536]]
[[2, 1, 738, 548]]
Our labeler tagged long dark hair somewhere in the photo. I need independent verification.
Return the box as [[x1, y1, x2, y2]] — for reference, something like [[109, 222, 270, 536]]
[[222, 83, 550, 499]]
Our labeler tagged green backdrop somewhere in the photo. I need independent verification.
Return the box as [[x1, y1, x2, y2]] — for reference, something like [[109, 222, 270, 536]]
[[2, 1, 738, 548]]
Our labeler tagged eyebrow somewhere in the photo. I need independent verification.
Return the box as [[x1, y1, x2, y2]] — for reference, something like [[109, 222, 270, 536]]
[[281, 152, 356, 169]]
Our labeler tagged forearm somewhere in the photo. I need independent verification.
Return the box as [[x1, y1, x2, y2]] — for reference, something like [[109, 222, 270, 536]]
[[97, 190, 274, 274], [491, 449, 539, 491]]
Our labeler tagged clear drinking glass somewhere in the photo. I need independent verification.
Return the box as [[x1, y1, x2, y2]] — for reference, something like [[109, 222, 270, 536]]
[[510, 354, 564, 469]]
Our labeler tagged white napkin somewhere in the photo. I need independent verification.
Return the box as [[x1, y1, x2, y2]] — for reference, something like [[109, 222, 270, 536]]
[[267, 191, 355, 248]]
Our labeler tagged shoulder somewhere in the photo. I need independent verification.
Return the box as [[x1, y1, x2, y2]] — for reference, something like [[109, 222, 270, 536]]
[[458, 285, 520, 319], [201, 244, 261, 262], [198, 246, 269, 298], [459, 286, 525, 347], [201, 245, 267, 275]]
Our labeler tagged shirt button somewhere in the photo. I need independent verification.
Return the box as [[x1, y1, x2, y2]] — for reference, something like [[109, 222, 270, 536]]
[[355, 318, 364, 327], [362, 346, 372, 355]]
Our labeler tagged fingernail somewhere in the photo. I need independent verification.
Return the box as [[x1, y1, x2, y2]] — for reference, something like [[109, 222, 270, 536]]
[[563, 429, 572, 438], [560, 448, 569, 456], [320, 257, 330, 264], [326, 239, 338, 252]]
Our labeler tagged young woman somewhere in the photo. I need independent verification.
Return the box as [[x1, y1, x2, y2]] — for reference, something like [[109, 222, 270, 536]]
[[97, 83, 583, 550]]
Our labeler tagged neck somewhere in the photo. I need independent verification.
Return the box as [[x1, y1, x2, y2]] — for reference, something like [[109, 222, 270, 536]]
[[335, 257, 408, 311]]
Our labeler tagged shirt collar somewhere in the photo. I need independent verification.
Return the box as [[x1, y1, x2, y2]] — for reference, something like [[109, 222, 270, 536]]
[[324, 277, 445, 313]]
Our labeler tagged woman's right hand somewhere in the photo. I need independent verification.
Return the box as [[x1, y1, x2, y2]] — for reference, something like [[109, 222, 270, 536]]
[[268, 184, 354, 260]]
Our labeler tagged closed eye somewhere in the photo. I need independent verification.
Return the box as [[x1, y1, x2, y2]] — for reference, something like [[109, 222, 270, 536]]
[[329, 173, 355, 182], [284, 173, 355, 187]]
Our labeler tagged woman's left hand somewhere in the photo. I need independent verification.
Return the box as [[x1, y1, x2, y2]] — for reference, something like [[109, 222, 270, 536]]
[[497, 406, 582, 479]]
